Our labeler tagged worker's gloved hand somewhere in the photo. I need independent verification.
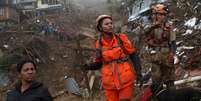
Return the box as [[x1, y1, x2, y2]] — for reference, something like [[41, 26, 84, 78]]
[[79, 63, 90, 71], [136, 73, 143, 87], [153, 22, 162, 27], [81, 62, 103, 71]]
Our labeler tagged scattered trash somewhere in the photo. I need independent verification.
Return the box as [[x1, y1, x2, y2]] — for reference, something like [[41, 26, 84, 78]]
[[36, 19, 40, 23], [10, 37, 14, 40], [64, 75, 91, 98], [50, 57, 55, 61], [36, 58, 40, 63], [180, 46, 194, 50], [174, 56, 179, 65], [150, 50, 156, 54], [64, 75, 82, 96], [194, 20, 201, 29], [184, 17, 197, 27], [176, 41, 183, 45], [182, 29, 193, 36], [62, 55, 68, 58], [3, 45, 9, 49], [178, 51, 185, 56]]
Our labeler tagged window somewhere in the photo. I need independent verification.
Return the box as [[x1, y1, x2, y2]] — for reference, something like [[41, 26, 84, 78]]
[[0, 8, 4, 16], [42, 0, 48, 4]]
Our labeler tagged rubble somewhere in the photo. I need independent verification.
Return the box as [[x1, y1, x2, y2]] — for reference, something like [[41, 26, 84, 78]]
[[0, 0, 201, 101], [182, 29, 193, 36]]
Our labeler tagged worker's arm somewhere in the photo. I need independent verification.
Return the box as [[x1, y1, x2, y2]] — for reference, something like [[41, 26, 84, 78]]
[[82, 62, 103, 70], [129, 52, 143, 83], [169, 30, 176, 54], [82, 42, 103, 71], [144, 23, 160, 36]]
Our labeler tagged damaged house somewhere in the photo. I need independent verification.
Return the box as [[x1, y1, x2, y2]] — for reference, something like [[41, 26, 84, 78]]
[[16, 0, 37, 17], [15, 0, 64, 18], [36, 0, 63, 16], [0, 0, 19, 25]]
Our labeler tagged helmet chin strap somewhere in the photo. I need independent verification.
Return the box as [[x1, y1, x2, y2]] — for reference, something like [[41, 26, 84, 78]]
[[100, 31, 113, 39], [98, 26, 113, 36], [99, 27, 113, 35], [104, 31, 113, 35]]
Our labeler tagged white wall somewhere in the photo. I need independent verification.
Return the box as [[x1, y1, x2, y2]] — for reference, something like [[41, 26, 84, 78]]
[[17, 0, 37, 3]]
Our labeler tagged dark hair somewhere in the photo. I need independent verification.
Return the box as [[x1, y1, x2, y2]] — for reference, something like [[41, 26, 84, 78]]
[[16, 60, 36, 73]]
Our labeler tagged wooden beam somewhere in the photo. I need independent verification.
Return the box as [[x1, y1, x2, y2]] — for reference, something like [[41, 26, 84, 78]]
[[174, 76, 201, 85]]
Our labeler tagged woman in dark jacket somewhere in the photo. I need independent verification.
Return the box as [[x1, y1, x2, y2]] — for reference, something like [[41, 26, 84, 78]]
[[6, 60, 53, 101]]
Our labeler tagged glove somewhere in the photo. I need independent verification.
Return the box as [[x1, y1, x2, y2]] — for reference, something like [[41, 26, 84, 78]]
[[81, 63, 90, 71], [136, 72, 143, 87], [129, 53, 143, 87], [81, 62, 103, 70]]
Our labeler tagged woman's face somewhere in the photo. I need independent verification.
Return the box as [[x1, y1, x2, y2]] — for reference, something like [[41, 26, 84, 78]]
[[20, 63, 36, 83], [101, 18, 113, 33]]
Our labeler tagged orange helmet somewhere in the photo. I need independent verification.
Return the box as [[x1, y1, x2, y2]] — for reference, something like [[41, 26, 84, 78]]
[[152, 4, 168, 14], [96, 15, 112, 31]]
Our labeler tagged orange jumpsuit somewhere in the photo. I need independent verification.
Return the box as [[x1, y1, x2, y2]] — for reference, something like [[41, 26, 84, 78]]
[[95, 33, 136, 101]]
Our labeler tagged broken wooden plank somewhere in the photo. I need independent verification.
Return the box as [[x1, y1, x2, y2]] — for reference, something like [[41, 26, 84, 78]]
[[5, 31, 34, 33], [174, 75, 201, 85], [89, 75, 96, 91], [135, 75, 201, 87]]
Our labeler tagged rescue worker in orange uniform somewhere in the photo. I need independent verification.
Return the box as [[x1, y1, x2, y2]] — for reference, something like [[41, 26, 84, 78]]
[[144, 3, 176, 88], [139, 4, 176, 101], [82, 15, 142, 101]]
